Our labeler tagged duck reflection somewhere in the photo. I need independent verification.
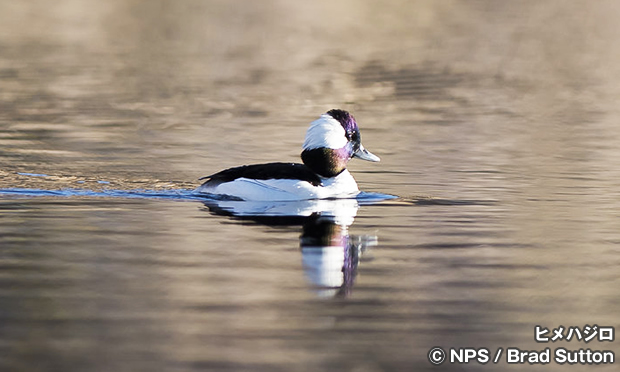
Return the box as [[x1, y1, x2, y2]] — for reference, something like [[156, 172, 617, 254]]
[[202, 198, 378, 298], [300, 212, 378, 297]]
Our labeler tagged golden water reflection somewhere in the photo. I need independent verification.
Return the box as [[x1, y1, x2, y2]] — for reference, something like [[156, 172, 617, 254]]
[[2, 1, 620, 371]]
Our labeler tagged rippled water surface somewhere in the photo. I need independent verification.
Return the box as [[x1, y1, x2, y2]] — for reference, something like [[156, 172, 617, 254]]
[[2, 1, 620, 371]]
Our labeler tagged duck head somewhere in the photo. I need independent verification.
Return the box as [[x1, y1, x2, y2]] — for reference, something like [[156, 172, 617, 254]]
[[301, 109, 380, 178]]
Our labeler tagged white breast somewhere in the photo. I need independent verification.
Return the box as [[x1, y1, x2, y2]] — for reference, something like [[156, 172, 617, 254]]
[[302, 114, 348, 150]]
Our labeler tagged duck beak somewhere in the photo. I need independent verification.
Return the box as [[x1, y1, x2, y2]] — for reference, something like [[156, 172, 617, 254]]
[[353, 144, 380, 162]]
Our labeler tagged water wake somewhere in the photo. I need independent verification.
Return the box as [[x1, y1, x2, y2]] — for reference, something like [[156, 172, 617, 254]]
[[0, 187, 397, 203]]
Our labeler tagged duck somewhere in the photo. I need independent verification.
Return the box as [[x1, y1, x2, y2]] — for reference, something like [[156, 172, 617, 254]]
[[196, 109, 380, 201]]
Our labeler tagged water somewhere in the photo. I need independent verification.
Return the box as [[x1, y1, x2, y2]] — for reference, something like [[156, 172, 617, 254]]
[[2, 1, 620, 371]]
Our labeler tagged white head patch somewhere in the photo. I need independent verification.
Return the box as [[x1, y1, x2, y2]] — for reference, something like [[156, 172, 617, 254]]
[[302, 114, 348, 150]]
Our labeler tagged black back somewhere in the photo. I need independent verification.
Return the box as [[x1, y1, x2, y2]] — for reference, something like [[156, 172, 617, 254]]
[[199, 162, 323, 187]]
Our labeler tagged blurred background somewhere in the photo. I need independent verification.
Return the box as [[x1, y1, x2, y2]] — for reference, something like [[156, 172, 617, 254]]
[[1, 1, 620, 371]]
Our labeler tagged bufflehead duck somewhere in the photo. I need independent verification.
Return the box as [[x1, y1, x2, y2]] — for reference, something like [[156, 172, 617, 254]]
[[196, 109, 380, 201]]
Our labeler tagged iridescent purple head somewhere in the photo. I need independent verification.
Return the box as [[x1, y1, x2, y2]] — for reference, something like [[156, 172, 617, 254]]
[[301, 109, 380, 177], [327, 109, 359, 139]]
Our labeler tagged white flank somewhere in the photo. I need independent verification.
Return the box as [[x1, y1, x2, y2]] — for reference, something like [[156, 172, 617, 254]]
[[196, 170, 359, 201], [302, 114, 348, 150]]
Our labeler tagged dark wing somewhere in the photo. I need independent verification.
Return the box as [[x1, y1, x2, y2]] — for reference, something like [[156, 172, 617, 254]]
[[199, 162, 323, 187]]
